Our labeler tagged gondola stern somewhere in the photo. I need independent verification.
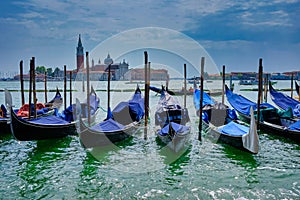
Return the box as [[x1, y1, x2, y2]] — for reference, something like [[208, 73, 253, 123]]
[[242, 106, 259, 154]]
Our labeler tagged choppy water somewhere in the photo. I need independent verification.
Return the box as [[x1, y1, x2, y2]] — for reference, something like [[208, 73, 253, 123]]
[[0, 80, 299, 199]]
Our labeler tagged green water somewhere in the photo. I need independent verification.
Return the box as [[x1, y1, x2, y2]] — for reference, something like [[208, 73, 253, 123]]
[[0, 80, 300, 199], [1, 127, 299, 199]]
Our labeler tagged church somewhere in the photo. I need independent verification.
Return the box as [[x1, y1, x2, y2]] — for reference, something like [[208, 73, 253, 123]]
[[76, 34, 129, 81], [75, 34, 169, 81]]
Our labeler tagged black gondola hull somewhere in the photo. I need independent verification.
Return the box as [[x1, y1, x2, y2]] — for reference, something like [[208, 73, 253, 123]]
[[156, 126, 191, 153], [10, 108, 76, 141], [238, 112, 300, 143], [0, 120, 10, 134], [79, 118, 138, 148]]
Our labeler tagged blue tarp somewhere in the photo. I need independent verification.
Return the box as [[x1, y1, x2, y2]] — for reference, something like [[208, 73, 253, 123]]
[[47, 89, 62, 103], [193, 89, 215, 111], [90, 118, 125, 132], [158, 122, 189, 136], [112, 88, 144, 124], [28, 115, 70, 125], [89, 93, 100, 111], [225, 85, 275, 116], [270, 84, 300, 117], [59, 92, 100, 122], [219, 121, 249, 136], [288, 119, 300, 131]]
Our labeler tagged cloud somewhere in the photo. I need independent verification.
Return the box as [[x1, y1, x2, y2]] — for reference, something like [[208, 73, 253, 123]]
[[240, 9, 292, 27], [1, 0, 299, 72]]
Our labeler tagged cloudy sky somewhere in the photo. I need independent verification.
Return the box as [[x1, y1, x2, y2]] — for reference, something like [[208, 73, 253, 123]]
[[0, 0, 299, 77]]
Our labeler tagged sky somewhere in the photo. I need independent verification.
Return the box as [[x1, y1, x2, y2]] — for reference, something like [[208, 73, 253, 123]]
[[0, 0, 300, 78]]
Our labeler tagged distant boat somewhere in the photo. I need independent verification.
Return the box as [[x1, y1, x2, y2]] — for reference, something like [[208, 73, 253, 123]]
[[149, 85, 222, 96], [239, 78, 277, 85], [188, 80, 199, 84], [125, 80, 145, 85]]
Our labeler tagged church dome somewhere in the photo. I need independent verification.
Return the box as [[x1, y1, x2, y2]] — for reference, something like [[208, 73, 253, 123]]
[[104, 53, 113, 65]]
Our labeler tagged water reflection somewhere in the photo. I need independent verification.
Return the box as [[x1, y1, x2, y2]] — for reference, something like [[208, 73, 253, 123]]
[[164, 147, 191, 186], [76, 152, 103, 199], [17, 137, 72, 198], [222, 144, 259, 184]]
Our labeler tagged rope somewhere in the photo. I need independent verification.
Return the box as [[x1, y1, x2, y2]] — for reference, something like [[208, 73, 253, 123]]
[[98, 105, 107, 112]]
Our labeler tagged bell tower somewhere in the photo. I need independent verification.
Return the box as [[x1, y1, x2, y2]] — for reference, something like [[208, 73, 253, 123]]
[[76, 34, 84, 71]]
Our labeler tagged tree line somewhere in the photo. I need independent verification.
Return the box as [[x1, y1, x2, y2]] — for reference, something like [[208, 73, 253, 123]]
[[35, 66, 63, 77]]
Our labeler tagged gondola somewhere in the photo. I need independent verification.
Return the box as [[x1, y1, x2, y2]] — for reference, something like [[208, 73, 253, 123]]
[[44, 87, 63, 109], [5, 90, 75, 140], [225, 85, 300, 143], [0, 88, 62, 135], [269, 82, 300, 118], [194, 87, 259, 153], [5, 87, 100, 141], [78, 86, 144, 148], [154, 87, 191, 153]]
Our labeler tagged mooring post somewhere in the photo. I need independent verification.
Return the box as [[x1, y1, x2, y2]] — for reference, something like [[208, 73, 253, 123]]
[[28, 59, 33, 120], [264, 74, 268, 103], [144, 51, 149, 140], [198, 57, 205, 141], [257, 58, 263, 130], [86, 52, 91, 126], [32, 57, 37, 119], [64, 65, 67, 111], [184, 64, 187, 108], [19, 60, 25, 106], [69, 71, 72, 107], [44, 71, 47, 103], [291, 73, 294, 98], [222, 65, 225, 104]]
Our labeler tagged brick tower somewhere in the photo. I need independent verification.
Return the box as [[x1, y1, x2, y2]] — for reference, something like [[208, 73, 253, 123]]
[[76, 34, 84, 71]]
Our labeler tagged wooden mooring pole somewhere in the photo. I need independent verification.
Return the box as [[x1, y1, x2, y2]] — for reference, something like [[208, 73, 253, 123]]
[[198, 57, 205, 141], [222, 65, 225, 104], [44, 71, 47, 103], [291, 74, 294, 98], [64, 65, 67, 111], [257, 58, 263, 130], [184, 64, 187, 108], [86, 52, 91, 126], [19, 60, 25, 106], [144, 51, 149, 140], [69, 71, 72, 107], [32, 57, 37, 119], [28, 59, 33, 120]]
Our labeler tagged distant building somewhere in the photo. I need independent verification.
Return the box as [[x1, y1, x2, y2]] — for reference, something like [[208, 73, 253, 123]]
[[76, 54, 130, 81], [282, 71, 300, 80], [231, 72, 257, 80], [124, 68, 169, 81]]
